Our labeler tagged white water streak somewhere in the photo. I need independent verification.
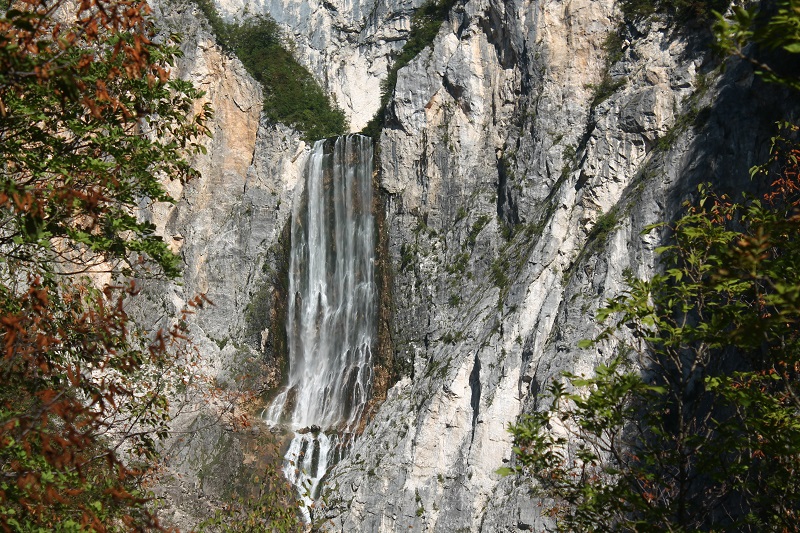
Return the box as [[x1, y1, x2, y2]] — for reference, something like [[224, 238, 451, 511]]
[[264, 135, 376, 514]]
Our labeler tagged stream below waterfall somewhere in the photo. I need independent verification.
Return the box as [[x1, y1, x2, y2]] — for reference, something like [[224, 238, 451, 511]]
[[263, 135, 376, 517]]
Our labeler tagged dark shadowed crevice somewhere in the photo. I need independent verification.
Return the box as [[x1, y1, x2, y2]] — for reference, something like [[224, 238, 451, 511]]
[[469, 352, 481, 442], [497, 152, 520, 228], [479, 2, 518, 70]]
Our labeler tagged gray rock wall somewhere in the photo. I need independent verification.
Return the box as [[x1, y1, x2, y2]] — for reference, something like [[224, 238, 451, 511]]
[[140, 0, 796, 530], [214, 0, 426, 130], [306, 1, 793, 532], [134, 2, 311, 527]]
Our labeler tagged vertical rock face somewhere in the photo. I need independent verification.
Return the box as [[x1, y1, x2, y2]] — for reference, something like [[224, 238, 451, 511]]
[[142, 0, 795, 530], [145, 0, 303, 362], [276, 1, 787, 532], [133, 2, 311, 528]]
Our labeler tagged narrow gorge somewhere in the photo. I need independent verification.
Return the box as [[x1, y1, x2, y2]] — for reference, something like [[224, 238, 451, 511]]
[[138, 0, 800, 530]]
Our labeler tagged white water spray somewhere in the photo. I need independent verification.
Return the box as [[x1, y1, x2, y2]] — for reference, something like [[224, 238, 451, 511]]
[[263, 135, 376, 515]]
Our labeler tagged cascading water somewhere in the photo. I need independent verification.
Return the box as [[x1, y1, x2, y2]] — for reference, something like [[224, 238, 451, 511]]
[[264, 135, 376, 516]]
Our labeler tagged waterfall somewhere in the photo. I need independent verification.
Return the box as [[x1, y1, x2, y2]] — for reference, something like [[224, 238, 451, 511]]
[[264, 135, 376, 515]]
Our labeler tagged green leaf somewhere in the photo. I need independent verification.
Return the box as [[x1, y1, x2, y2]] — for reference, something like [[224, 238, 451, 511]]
[[577, 339, 594, 349], [495, 467, 514, 476]]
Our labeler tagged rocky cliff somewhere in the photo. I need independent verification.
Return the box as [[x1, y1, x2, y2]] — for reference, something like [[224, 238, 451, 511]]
[[132, 2, 307, 526], [143, 0, 795, 530], [314, 0, 789, 530], [212, 0, 428, 130]]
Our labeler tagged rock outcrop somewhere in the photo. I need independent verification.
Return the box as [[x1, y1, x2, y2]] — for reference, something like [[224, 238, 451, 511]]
[[213, 0, 428, 130], [297, 1, 788, 531]]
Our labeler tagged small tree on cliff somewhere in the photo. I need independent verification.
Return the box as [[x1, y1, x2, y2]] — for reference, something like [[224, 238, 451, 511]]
[[0, 0, 213, 528]]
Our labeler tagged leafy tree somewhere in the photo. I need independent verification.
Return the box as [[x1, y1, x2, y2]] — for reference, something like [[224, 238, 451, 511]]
[[0, 0, 212, 528], [507, 132, 800, 533], [507, 2, 800, 531], [713, 0, 800, 91]]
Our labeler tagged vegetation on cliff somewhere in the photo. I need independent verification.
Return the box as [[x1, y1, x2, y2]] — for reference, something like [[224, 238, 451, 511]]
[[362, 0, 458, 139], [193, 0, 347, 141], [619, 0, 731, 22]]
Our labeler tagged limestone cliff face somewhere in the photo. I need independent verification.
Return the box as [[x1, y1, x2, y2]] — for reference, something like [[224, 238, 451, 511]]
[[282, 1, 784, 531], [134, 2, 309, 527], [142, 0, 794, 530]]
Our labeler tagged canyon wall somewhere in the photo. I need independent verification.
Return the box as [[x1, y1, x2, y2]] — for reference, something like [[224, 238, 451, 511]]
[[215, 0, 428, 130], [136, 3, 306, 526], [146, 0, 795, 530]]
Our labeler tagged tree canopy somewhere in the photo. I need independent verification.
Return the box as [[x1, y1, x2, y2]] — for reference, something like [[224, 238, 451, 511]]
[[0, 0, 212, 528]]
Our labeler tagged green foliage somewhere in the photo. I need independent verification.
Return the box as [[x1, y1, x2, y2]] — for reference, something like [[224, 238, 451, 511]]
[[362, 0, 457, 138], [713, 0, 800, 91], [466, 215, 491, 248], [490, 257, 509, 289], [508, 130, 800, 531], [499, 220, 515, 241], [511, 13, 800, 529], [440, 332, 462, 345], [656, 113, 691, 151], [198, 450, 302, 532], [0, 0, 211, 528], [400, 242, 416, 272], [589, 73, 627, 108], [588, 26, 627, 110], [445, 252, 469, 277], [655, 77, 712, 152], [560, 204, 620, 286], [510, 359, 679, 530], [619, 0, 730, 23], [587, 208, 620, 245], [386, 0, 458, 89], [602, 30, 625, 66], [0, 22, 208, 280], [193, 0, 347, 140]]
